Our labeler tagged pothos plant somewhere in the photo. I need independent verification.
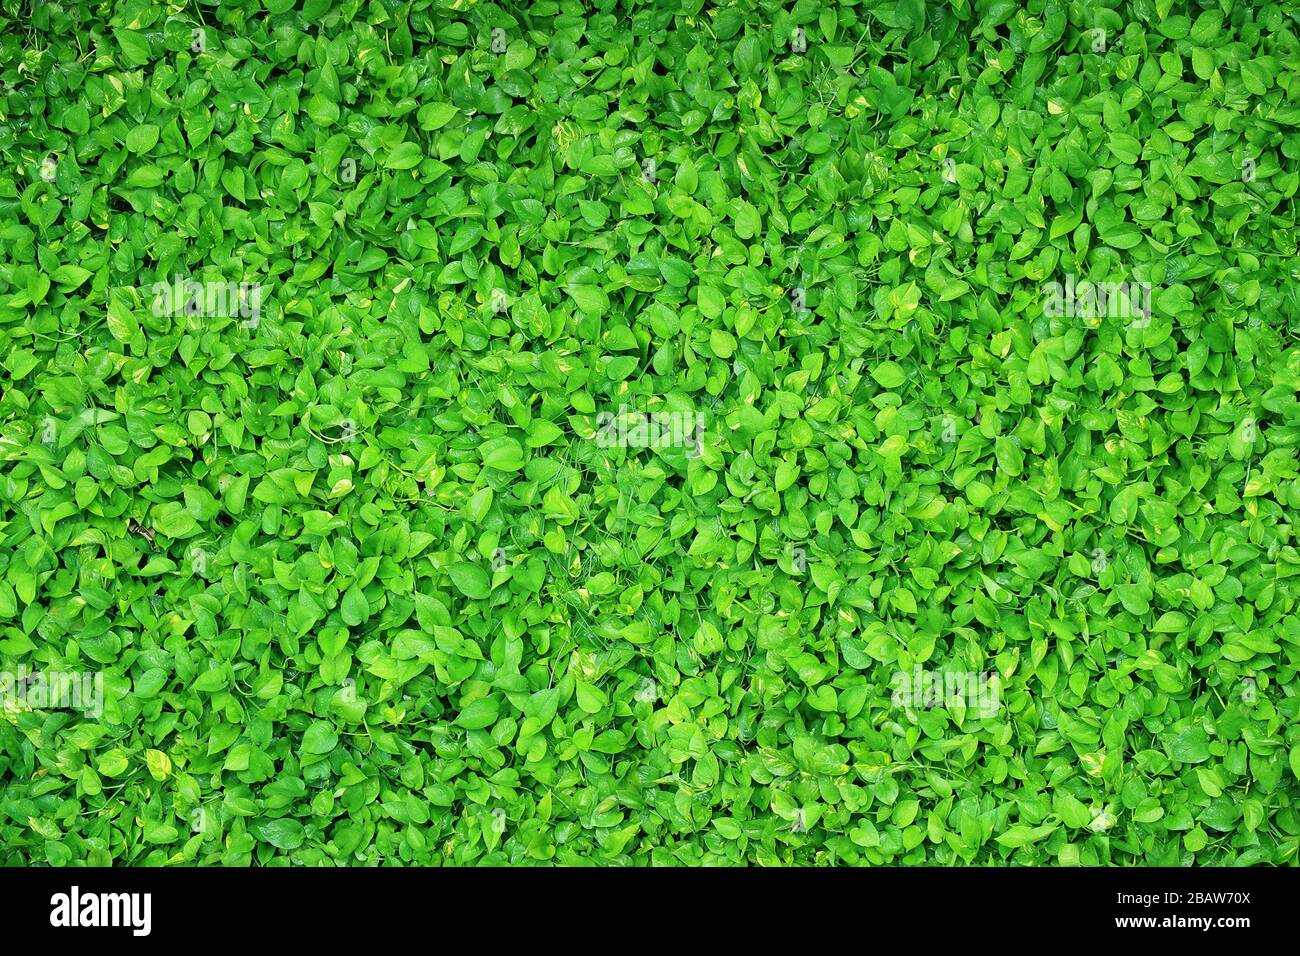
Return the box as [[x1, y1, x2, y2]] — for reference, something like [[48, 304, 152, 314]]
[[0, 0, 1298, 866]]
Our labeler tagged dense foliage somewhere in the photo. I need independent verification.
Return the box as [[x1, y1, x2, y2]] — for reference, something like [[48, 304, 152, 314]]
[[2, 0, 1299, 866]]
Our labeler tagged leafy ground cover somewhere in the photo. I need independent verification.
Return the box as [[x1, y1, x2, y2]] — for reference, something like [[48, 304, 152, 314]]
[[1, 0, 1299, 865]]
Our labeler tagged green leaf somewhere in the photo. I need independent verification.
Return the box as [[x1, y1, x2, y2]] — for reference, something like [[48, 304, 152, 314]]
[[871, 361, 907, 389], [340, 584, 369, 626], [480, 436, 525, 471], [449, 561, 491, 599], [126, 124, 160, 154], [302, 722, 338, 755], [1168, 727, 1212, 764], [386, 142, 424, 170], [455, 697, 499, 730], [257, 819, 306, 851]]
